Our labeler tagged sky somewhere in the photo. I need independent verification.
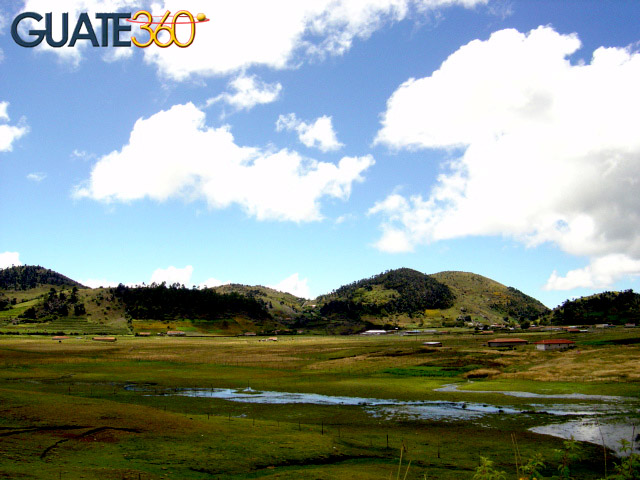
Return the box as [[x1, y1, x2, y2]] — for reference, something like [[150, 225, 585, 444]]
[[1, 0, 640, 307]]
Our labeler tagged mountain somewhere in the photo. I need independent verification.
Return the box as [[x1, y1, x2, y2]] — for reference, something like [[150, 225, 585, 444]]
[[212, 284, 309, 322], [429, 271, 550, 324], [315, 268, 455, 321], [550, 289, 640, 325], [0, 265, 85, 290], [0, 265, 552, 334]]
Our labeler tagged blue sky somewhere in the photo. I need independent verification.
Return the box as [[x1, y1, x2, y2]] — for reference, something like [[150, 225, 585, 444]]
[[1, 0, 640, 307]]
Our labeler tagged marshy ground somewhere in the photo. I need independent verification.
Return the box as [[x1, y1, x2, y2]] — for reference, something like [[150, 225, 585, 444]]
[[0, 329, 638, 479]]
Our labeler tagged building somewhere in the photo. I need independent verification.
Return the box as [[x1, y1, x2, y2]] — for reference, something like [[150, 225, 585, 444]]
[[534, 339, 575, 351], [422, 341, 443, 347], [166, 331, 186, 336], [487, 338, 528, 347], [92, 336, 117, 342], [361, 330, 388, 335]]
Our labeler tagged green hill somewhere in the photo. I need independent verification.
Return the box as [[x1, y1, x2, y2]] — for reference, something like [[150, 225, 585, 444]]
[[213, 284, 308, 322], [0, 265, 553, 334], [312, 268, 455, 329], [0, 265, 85, 290], [429, 271, 550, 324], [550, 289, 640, 325]]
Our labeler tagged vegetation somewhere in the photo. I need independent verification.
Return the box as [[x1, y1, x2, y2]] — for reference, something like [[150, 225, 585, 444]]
[[112, 282, 271, 322], [1, 330, 636, 479], [0, 265, 85, 290], [551, 290, 640, 325], [317, 268, 455, 319], [431, 271, 550, 324]]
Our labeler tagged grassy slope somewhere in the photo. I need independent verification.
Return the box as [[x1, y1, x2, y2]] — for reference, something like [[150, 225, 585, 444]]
[[430, 271, 549, 324], [0, 286, 129, 334]]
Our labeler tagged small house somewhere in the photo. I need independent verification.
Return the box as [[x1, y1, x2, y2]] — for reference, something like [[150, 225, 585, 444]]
[[166, 331, 186, 336], [422, 341, 443, 347], [136, 332, 152, 336], [487, 338, 528, 348], [534, 339, 575, 351], [92, 336, 117, 342], [361, 330, 388, 335]]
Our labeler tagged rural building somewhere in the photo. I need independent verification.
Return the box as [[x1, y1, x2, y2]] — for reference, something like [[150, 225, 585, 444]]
[[361, 330, 388, 335], [534, 339, 576, 351], [422, 341, 443, 347], [166, 331, 186, 336], [52, 336, 70, 341], [136, 332, 152, 336], [487, 338, 528, 347], [92, 336, 117, 342], [402, 330, 423, 335]]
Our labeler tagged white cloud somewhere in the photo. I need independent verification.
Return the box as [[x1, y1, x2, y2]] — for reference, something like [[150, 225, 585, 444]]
[[0, 252, 22, 269], [206, 74, 282, 111], [371, 26, 640, 289], [71, 149, 96, 161], [150, 265, 194, 286], [17, 0, 140, 66], [0, 48, 4, 63], [276, 113, 344, 152], [544, 255, 640, 291], [74, 103, 373, 222], [0, 102, 28, 152], [141, 0, 486, 81], [269, 273, 310, 299], [26, 172, 46, 182]]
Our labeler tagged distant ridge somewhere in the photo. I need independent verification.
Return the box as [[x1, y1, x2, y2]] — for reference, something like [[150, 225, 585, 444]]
[[0, 265, 85, 290], [430, 271, 549, 322]]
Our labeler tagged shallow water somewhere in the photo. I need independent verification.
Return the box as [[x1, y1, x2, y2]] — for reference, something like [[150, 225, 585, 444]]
[[436, 383, 632, 402], [156, 386, 639, 455], [530, 419, 639, 456]]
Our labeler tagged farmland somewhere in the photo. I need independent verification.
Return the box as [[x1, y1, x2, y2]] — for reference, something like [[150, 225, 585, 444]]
[[1, 328, 639, 479]]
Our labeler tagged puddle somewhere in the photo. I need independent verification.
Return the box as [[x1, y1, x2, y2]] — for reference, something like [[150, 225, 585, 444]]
[[530, 419, 639, 456], [144, 385, 639, 455], [436, 383, 632, 402]]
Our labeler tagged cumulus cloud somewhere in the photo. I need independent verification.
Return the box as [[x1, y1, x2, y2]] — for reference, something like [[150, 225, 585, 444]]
[[74, 102, 373, 222], [26, 172, 46, 182], [269, 273, 310, 299], [544, 255, 640, 291], [16, 0, 139, 66], [0, 101, 28, 152], [206, 74, 282, 111], [0, 252, 22, 269], [141, 0, 486, 81], [276, 113, 344, 152], [371, 26, 640, 289], [150, 265, 194, 286]]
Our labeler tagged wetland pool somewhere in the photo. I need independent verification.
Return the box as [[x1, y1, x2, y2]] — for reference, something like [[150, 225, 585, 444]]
[[147, 385, 639, 455]]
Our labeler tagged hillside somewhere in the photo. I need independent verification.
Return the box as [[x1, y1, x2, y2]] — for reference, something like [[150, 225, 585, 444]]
[[314, 268, 455, 328], [430, 271, 550, 324], [551, 289, 640, 325], [213, 284, 308, 323], [0, 265, 553, 334], [0, 265, 85, 290]]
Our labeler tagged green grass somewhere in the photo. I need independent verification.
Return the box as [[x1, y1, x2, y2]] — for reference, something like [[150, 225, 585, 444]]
[[0, 332, 637, 478]]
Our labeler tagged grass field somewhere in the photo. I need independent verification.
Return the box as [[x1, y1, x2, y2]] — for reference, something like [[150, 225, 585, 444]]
[[0, 329, 639, 479]]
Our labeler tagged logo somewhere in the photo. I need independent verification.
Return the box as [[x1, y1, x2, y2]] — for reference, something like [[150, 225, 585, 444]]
[[11, 10, 209, 48]]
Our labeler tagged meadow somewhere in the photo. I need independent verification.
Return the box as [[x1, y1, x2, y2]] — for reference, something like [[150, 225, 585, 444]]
[[0, 329, 639, 479]]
